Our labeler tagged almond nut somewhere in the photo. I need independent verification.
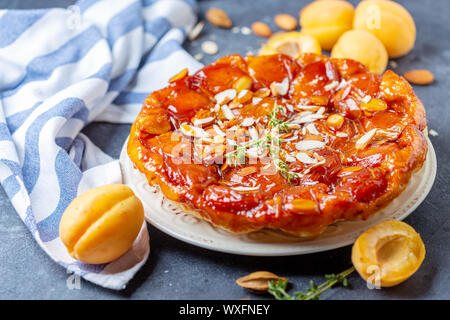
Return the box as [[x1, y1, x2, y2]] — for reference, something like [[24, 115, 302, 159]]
[[237, 166, 258, 177], [403, 69, 434, 85], [236, 271, 288, 293], [274, 14, 298, 31], [205, 8, 232, 28], [251, 21, 272, 37]]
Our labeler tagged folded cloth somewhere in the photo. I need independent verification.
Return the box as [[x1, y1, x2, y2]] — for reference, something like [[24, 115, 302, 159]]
[[0, 0, 203, 290]]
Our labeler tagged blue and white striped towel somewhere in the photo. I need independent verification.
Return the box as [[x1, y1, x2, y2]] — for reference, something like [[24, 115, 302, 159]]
[[0, 0, 203, 290]]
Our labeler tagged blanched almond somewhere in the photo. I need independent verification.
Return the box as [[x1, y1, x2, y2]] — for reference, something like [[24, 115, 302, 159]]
[[274, 14, 298, 31], [251, 22, 272, 37], [403, 69, 434, 85], [205, 8, 232, 28]]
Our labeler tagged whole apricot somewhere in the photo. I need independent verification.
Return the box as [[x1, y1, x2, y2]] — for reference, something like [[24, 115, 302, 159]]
[[300, 0, 354, 51], [260, 32, 321, 57], [331, 29, 388, 74], [352, 220, 425, 287], [59, 184, 144, 264], [353, 0, 416, 58]]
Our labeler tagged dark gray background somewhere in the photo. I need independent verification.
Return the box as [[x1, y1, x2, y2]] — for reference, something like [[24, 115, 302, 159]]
[[0, 0, 448, 300]]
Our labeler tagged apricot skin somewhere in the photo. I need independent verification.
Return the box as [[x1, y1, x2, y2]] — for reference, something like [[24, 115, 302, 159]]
[[352, 220, 425, 287], [300, 0, 355, 51], [59, 184, 144, 264], [353, 0, 416, 58], [331, 29, 388, 74]]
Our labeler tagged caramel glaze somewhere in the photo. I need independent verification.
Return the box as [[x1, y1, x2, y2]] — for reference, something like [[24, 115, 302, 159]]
[[127, 53, 427, 237]]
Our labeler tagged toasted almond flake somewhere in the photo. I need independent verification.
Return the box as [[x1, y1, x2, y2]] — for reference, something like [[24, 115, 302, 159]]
[[429, 129, 439, 136], [285, 155, 296, 163], [298, 111, 313, 117], [336, 79, 348, 90], [296, 140, 325, 151], [221, 105, 234, 120], [247, 147, 259, 158], [238, 166, 258, 177], [252, 97, 263, 105], [213, 124, 226, 136], [215, 89, 237, 105], [296, 152, 318, 164], [285, 104, 294, 112], [305, 123, 320, 135], [336, 132, 348, 138], [362, 95, 372, 104], [270, 78, 289, 96], [355, 129, 377, 150], [188, 21, 204, 40], [241, 117, 255, 127], [296, 105, 320, 112], [324, 80, 339, 91], [248, 127, 259, 141], [201, 40, 219, 55], [180, 124, 208, 138], [316, 107, 326, 115], [292, 114, 326, 124], [193, 116, 215, 127], [231, 186, 259, 192]]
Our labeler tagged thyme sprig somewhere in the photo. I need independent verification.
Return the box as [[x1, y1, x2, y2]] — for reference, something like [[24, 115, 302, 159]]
[[223, 104, 301, 182], [267, 267, 355, 300]]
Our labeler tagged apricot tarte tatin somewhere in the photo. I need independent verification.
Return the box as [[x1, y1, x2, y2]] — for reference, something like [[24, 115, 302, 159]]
[[127, 53, 427, 237]]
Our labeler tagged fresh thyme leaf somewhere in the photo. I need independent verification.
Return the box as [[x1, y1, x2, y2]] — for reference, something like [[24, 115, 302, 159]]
[[268, 267, 355, 301]]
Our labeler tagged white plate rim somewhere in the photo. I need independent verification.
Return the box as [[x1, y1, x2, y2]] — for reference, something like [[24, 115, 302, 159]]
[[120, 138, 437, 256]]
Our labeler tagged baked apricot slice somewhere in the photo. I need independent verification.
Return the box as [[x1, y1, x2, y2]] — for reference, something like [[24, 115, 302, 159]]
[[352, 220, 425, 287]]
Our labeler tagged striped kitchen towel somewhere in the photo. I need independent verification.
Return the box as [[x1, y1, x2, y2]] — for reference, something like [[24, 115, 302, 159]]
[[0, 0, 203, 290]]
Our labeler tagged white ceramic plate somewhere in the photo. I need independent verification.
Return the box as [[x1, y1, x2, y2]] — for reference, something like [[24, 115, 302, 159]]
[[120, 138, 436, 256]]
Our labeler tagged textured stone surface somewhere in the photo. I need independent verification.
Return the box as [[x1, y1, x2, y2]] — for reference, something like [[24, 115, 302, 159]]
[[0, 0, 449, 299]]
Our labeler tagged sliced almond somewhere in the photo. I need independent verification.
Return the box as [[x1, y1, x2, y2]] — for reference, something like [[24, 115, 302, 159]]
[[295, 140, 325, 151], [403, 69, 434, 85], [274, 14, 298, 31], [188, 21, 204, 41], [355, 129, 377, 150], [205, 8, 232, 28], [221, 105, 235, 120], [251, 21, 272, 37], [296, 152, 317, 164], [270, 78, 289, 96], [237, 166, 258, 177], [215, 89, 237, 105], [236, 271, 288, 293]]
